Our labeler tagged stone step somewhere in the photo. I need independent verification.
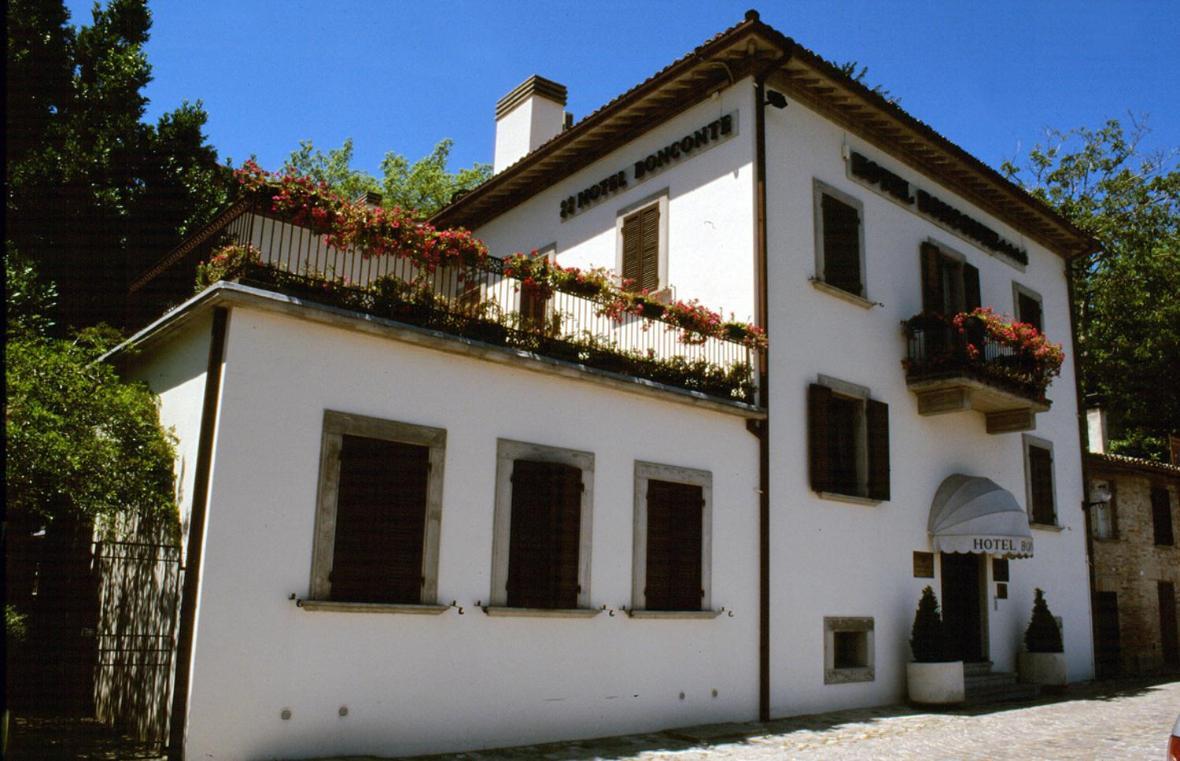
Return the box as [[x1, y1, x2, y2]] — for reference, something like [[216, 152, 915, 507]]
[[965, 671, 1018, 689], [963, 661, 995, 676]]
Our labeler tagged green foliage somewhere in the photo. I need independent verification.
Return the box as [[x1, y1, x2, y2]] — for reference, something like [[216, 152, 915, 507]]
[[283, 137, 491, 218], [6, 244, 58, 337], [1024, 588, 1064, 653], [834, 60, 897, 103], [1003, 119, 1180, 461], [5, 605, 29, 644], [910, 586, 951, 663], [5, 0, 230, 329]]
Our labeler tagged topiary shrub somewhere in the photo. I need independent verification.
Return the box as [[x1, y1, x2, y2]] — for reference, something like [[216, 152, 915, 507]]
[[910, 586, 952, 662], [1024, 588, 1064, 653]]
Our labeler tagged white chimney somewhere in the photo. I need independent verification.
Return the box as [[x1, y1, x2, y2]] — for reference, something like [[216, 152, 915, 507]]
[[1087, 408, 1108, 454], [494, 75, 568, 173]]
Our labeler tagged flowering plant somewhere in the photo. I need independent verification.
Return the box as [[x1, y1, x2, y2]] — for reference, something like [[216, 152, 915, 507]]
[[194, 243, 262, 292]]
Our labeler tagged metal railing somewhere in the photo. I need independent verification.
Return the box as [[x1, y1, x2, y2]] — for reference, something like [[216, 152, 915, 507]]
[[128, 201, 756, 402], [903, 313, 1044, 400]]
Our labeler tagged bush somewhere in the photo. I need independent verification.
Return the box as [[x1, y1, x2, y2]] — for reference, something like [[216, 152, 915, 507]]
[[910, 586, 952, 663], [1024, 588, 1064, 653]]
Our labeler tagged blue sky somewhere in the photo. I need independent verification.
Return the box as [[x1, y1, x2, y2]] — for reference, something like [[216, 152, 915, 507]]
[[65, 1, 1180, 179]]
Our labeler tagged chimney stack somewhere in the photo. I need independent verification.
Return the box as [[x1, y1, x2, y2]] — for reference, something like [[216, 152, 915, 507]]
[[494, 75, 568, 173], [1086, 407, 1108, 454]]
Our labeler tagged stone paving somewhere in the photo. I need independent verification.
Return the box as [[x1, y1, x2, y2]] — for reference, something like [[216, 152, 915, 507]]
[[397, 677, 1180, 761]]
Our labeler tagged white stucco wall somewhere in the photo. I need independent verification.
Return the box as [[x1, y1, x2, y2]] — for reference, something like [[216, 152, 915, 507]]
[[762, 90, 1093, 716], [179, 306, 760, 759], [476, 79, 758, 322]]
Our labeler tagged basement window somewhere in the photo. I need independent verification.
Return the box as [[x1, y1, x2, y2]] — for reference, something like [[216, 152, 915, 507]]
[[824, 617, 875, 684]]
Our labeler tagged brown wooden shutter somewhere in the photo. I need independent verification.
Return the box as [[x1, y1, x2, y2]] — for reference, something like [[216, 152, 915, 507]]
[[507, 459, 582, 609], [1152, 487, 1174, 546], [808, 384, 833, 493], [920, 242, 943, 313], [866, 398, 890, 501], [331, 435, 429, 604], [645, 480, 704, 611], [821, 194, 862, 294], [1159, 581, 1179, 666], [1028, 445, 1055, 524], [1018, 292, 1043, 332], [622, 205, 660, 292], [963, 263, 981, 313]]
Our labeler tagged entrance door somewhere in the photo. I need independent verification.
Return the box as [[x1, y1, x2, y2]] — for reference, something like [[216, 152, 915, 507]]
[[1160, 582, 1179, 667], [1093, 591, 1122, 677], [941, 552, 985, 662]]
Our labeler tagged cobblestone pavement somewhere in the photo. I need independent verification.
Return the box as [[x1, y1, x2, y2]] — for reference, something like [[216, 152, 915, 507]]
[[401, 677, 1180, 761]]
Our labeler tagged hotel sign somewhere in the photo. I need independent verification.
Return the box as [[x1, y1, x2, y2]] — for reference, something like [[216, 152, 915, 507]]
[[847, 150, 1028, 266], [559, 113, 737, 220]]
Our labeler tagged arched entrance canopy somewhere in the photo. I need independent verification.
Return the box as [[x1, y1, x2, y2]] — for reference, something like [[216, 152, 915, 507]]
[[928, 474, 1034, 558]]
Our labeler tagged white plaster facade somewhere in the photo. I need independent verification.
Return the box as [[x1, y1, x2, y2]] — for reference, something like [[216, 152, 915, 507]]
[[119, 13, 1096, 760]]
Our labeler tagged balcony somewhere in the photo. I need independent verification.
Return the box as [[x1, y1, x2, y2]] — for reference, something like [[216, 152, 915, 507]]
[[903, 311, 1060, 434], [128, 193, 759, 405]]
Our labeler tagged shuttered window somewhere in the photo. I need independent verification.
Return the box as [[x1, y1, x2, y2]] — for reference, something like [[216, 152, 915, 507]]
[[1017, 291, 1043, 332], [820, 193, 863, 295], [808, 383, 889, 501], [622, 204, 660, 293], [1152, 486, 1174, 546], [1027, 444, 1056, 525], [330, 435, 430, 604], [921, 242, 980, 315], [506, 459, 583, 609], [645, 480, 704, 611]]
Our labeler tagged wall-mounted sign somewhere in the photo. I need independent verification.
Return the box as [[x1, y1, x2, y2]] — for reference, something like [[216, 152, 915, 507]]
[[559, 113, 737, 220], [847, 150, 1028, 266], [912, 551, 935, 578]]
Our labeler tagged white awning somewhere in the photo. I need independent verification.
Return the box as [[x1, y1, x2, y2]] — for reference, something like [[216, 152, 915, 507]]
[[928, 474, 1034, 558]]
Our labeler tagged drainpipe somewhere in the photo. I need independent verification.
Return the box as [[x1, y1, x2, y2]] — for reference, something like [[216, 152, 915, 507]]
[[752, 50, 790, 724], [168, 306, 229, 760]]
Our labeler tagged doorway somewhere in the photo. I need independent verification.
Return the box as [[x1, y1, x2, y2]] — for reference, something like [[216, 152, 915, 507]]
[[941, 552, 986, 662]]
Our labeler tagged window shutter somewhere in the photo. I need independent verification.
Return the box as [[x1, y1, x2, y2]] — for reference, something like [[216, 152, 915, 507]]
[[963, 263, 981, 313], [1028, 446, 1055, 524], [645, 480, 703, 611], [1152, 487, 1174, 546], [507, 459, 582, 609], [821, 194, 862, 294], [331, 436, 429, 604], [808, 384, 833, 493], [920, 242, 943, 313], [866, 399, 890, 501], [1018, 292, 1043, 332], [622, 205, 660, 292]]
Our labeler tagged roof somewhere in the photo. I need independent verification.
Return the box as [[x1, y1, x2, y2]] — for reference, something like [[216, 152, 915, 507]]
[[1087, 452, 1180, 480], [432, 10, 1096, 259]]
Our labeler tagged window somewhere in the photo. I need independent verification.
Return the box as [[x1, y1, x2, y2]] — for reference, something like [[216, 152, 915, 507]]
[[920, 241, 980, 316], [1023, 435, 1057, 526], [631, 462, 712, 613], [619, 199, 662, 293], [1152, 486, 1174, 546], [1013, 283, 1044, 332], [1090, 478, 1117, 540], [311, 411, 445, 605], [823, 617, 874, 684], [808, 377, 889, 501], [813, 181, 865, 297], [490, 439, 594, 610], [518, 244, 556, 332]]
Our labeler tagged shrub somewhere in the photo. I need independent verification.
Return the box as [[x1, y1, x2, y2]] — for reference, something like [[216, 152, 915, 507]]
[[910, 586, 952, 662], [1024, 588, 1064, 653]]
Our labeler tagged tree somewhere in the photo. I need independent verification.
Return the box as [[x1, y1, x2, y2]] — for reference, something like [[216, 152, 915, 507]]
[[283, 137, 492, 218], [1003, 119, 1180, 461], [5, 0, 230, 330]]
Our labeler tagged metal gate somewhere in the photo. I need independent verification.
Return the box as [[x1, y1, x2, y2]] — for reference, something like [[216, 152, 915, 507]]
[[92, 534, 183, 747]]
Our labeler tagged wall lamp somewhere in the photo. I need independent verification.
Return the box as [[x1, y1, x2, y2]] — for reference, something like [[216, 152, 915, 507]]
[[764, 90, 788, 109], [1084, 481, 1113, 509]]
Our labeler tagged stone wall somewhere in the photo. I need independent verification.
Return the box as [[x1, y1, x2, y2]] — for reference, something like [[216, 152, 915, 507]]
[[1089, 454, 1180, 675]]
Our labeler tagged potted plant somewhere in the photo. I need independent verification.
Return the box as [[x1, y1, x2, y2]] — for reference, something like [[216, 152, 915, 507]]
[[907, 586, 964, 705], [1018, 588, 1067, 688]]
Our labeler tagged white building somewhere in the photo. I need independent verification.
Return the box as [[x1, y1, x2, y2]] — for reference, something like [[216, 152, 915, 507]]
[[115, 11, 1096, 760]]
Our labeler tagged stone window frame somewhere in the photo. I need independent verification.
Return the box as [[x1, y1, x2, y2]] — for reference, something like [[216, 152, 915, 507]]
[[629, 461, 718, 618], [1023, 433, 1059, 528], [811, 179, 871, 307], [308, 410, 446, 610], [823, 616, 875, 684], [488, 438, 595, 613]]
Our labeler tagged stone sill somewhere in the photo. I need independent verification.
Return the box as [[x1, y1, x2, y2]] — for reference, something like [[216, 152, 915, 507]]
[[298, 600, 450, 615], [1029, 522, 1064, 532], [817, 491, 882, 506], [627, 609, 724, 620], [810, 279, 877, 309], [482, 606, 603, 619]]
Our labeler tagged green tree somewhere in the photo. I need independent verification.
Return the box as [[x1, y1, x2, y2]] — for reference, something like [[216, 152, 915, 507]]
[[1003, 119, 1180, 461], [283, 137, 491, 218], [5, 0, 230, 330]]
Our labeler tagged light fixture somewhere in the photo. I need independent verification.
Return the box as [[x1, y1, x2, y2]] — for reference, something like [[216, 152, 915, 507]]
[[1084, 481, 1112, 509], [765, 90, 788, 109]]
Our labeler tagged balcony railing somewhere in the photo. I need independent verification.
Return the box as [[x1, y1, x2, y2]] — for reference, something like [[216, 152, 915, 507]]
[[128, 200, 757, 403], [903, 311, 1058, 433]]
